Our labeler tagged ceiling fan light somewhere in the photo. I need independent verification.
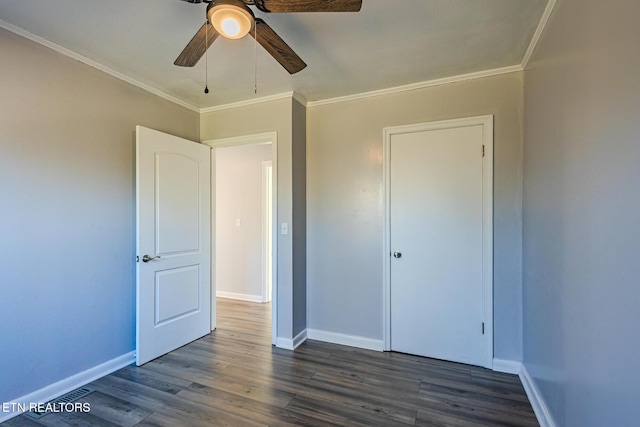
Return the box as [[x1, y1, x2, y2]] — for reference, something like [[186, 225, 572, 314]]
[[208, 2, 253, 40], [221, 18, 241, 37]]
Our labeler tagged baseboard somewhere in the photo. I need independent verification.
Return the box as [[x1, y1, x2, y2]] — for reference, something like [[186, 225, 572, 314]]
[[492, 358, 522, 374], [293, 329, 308, 349], [307, 329, 384, 351], [275, 329, 307, 350], [0, 351, 135, 423], [216, 291, 264, 303], [519, 364, 557, 427]]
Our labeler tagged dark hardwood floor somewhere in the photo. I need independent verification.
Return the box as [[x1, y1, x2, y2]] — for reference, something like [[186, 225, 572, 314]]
[[5, 298, 538, 426]]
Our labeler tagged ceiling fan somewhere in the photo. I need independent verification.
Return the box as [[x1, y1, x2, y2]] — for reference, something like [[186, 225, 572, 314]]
[[175, 0, 363, 74]]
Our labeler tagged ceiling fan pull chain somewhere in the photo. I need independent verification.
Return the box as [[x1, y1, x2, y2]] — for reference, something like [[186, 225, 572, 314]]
[[204, 19, 210, 94], [254, 22, 258, 95]]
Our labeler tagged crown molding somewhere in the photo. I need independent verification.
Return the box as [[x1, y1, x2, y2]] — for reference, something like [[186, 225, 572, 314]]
[[3, 0, 556, 115], [2, 19, 304, 115], [0, 20, 201, 113], [521, 0, 558, 68], [291, 91, 307, 107], [199, 91, 301, 114], [306, 65, 523, 108]]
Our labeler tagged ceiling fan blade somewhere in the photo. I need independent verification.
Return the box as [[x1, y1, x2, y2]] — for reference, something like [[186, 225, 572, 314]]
[[257, 0, 362, 13], [251, 19, 307, 74], [174, 22, 219, 67]]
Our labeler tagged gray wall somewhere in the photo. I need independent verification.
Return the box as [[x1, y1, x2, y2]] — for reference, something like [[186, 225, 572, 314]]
[[0, 28, 199, 404], [307, 72, 524, 360], [292, 99, 307, 337], [522, 0, 640, 425], [215, 144, 272, 300], [201, 98, 305, 340]]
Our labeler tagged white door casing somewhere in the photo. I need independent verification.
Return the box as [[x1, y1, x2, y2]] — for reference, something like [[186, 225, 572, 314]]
[[383, 116, 494, 369], [263, 160, 273, 303], [136, 126, 211, 366]]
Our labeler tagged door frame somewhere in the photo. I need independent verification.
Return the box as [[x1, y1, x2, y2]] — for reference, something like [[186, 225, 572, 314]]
[[203, 132, 278, 346], [382, 116, 494, 369], [262, 160, 273, 303]]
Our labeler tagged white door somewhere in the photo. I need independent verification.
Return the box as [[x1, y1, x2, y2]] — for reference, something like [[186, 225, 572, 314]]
[[136, 126, 211, 366], [388, 118, 492, 367]]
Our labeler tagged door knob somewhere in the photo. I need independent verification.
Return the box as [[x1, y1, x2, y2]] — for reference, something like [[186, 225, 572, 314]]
[[393, 251, 402, 259], [142, 254, 161, 263]]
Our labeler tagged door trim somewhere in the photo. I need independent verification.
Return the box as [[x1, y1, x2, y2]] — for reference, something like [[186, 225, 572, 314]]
[[262, 160, 273, 303], [382, 116, 494, 368], [203, 132, 278, 346]]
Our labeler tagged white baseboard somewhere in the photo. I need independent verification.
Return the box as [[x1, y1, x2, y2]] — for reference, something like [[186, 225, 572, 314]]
[[307, 329, 384, 351], [519, 364, 557, 427], [275, 337, 293, 350], [492, 358, 523, 374], [0, 351, 135, 423], [276, 329, 307, 350], [217, 291, 264, 303]]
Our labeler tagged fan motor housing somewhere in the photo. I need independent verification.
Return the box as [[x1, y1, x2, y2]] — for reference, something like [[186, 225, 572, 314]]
[[207, 0, 256, 38]]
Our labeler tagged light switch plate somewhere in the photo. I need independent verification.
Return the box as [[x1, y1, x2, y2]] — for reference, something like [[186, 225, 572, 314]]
[[281, 222, 288, 235]]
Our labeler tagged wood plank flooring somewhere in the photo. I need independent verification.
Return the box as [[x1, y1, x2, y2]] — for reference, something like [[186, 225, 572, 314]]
[[5, 298, 538, 426]]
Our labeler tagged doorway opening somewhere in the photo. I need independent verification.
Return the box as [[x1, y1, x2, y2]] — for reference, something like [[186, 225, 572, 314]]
[[205, 132, 278, 346]]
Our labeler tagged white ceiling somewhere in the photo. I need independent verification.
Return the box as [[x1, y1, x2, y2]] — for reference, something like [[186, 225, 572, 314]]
[[0, 0, 548, 110]]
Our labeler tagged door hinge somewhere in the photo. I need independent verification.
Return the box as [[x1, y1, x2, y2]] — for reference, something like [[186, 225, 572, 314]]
[[482, 145, 485, 157], [136, 255, 139, 263], [482, 322, 485, 335]]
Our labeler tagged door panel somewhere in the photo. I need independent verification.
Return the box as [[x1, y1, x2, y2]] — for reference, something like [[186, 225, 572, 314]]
[[155, 265, 200, 325], [390, 124, 484, 366], [156, 153, 200, 254], [136, 126, 211, 366]]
